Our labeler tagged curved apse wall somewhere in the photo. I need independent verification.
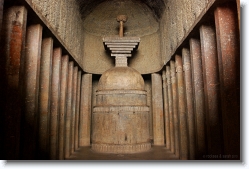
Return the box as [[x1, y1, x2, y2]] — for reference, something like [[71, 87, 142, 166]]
[[82, 0, 163, 75]]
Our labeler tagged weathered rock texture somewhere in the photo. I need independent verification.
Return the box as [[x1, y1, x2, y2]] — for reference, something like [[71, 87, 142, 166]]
[[25, 0, 218, 74], [160, 0, 217, 64], [25, 0, 84, 69]]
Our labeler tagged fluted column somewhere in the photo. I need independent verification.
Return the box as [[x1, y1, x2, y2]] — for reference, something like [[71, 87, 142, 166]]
[[151, 73, 165, 146], [162, 71, 170, 149], [21, 24, 42, 159], [175, 55, 189, 160], [38, 38, 53, 160]]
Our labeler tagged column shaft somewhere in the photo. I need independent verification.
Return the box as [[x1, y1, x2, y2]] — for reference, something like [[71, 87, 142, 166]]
[[21, 24, 42, 159], [65, 61, 74, 158], [58, 55, 69, 160], [50, 48, 62, 160], [182, 48, 196, 160], [166, 66, 174, 153], [200, 25, 223, 158], [151, 73, 165, 146], [0, 6, 27, 159], [215, 3, 240, 159], [71, 66, 78, 153], [79, 73, 92, 146], [75, 70, 82, 150], [38, 38, 53, 159], [162, 71, 170, 149], [189, 38, 206, 159], [0, 0, 4, 158], [170, 61, 180, 157], [236, 0, 240, 31], [145, 79, 153, 141], [175, 55, 189, 160]]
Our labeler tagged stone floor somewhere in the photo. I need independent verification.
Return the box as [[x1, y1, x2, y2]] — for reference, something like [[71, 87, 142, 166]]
[[67, 146, 179, 160]]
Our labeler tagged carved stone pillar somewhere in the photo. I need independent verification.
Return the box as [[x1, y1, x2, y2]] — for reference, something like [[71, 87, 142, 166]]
[[215, 3, 240, 159], [200, 24, 223, 158], [70, 66, 78, 153], [21, 24, 42, 159], [162, 70, 170, 149], [151, 73, 165, 146], [79, 73, 92, 146], [38, 38, 53, 160], [175, 54, 188, 160], [182, 48, 195, 160], [189, 38, 206, 159], [0, 6, 27, 159], [65, 61, 74, 158], [166, 66, 174, 153], [58, 55, 69, 160], [75, 70, 82, 150], [50, 48, 62, 160], [236, 0, 240, 31], [0, 0, 3, 159], [170, 60, 180, 157]]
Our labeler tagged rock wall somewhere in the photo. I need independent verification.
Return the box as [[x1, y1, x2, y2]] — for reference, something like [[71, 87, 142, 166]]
[[25, 0, 84, 69], [25, 0, 217, 74], [82, 0, 162, 74], [160, 0, 217, 64]]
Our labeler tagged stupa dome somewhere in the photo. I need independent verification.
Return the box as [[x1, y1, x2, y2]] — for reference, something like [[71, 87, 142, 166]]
[[98, 67, 144, 91]]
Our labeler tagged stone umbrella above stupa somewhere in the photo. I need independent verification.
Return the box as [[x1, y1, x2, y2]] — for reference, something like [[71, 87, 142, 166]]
[[91, 15, 151, 154]]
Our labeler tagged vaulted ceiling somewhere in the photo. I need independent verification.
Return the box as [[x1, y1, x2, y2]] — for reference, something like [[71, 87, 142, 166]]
[[76, 0, 166, 20]]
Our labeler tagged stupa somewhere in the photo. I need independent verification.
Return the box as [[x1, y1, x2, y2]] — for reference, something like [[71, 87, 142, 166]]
[[91, 15, 151, 154]]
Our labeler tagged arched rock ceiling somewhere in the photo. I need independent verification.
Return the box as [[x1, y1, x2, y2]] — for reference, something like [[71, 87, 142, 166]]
[[81, 0, 164, 36], [76, 0, 166, 20]]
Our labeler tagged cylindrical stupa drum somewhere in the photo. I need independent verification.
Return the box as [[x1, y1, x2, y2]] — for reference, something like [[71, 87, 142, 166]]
[[92, 67, 151, 153]]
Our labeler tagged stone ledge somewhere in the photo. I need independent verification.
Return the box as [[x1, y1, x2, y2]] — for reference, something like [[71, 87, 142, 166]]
[[97, 89, 147, 95], [92, 143, 151, 154], [93, 106, 150, 112]]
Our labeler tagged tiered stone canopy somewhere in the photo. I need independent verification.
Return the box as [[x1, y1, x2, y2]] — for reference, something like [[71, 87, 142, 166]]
[[103, 37, 140, 67]]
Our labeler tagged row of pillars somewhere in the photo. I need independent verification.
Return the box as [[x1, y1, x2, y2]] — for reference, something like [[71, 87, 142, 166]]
[[0, 4, 92, 160], [151, 2, 240, 160]]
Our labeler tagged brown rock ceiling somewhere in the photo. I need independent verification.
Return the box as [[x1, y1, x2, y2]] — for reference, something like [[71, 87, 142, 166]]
[[76, 0, 166, 20]]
